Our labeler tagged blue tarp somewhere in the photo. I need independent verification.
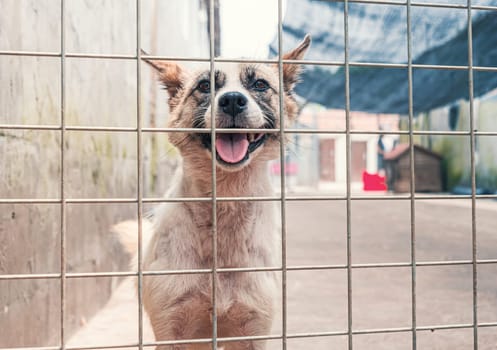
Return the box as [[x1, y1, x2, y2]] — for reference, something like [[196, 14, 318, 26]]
[[271, 0, 497, 114]]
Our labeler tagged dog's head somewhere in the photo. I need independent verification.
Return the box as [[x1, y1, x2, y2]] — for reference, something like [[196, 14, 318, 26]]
[[146, 35, 311, 172]]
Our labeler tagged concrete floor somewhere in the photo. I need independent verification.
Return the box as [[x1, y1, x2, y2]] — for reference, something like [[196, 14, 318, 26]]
[[68, 198, 497, 350]]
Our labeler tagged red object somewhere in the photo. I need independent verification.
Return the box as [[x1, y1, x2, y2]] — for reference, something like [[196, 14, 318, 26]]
[[362, 171, 387, 191], [271, 162, 298, 176]]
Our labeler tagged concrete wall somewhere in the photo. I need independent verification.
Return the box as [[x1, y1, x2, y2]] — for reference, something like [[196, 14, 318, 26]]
[[0, 0, 209, 347], [400, 91, 497, 192], [476, 94, 497, 190]]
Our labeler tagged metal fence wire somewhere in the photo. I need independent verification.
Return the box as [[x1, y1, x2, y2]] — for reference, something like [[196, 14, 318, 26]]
[[1, 0, 497, 350]]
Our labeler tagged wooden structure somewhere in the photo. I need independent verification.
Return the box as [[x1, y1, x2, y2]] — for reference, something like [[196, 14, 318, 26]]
[[384, 144, 443, 193]]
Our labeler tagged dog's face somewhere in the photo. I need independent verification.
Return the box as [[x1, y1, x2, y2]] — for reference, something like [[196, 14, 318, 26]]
[[147, 35, 310, 172]]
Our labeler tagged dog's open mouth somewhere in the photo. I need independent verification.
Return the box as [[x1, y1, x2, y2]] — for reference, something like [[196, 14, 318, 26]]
[[201, 133, 266, 165], [215, 133, 266, 165]]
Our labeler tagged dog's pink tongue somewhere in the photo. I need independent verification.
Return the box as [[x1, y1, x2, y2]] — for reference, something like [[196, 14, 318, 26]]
[[215, 134, 249, 163]]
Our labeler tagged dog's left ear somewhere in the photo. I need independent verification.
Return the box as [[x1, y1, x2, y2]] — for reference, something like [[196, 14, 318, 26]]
[[282, 34, 311, 92]]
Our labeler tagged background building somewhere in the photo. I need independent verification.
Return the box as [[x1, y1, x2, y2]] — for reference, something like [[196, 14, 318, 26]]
[[271, 0, 497, 193]]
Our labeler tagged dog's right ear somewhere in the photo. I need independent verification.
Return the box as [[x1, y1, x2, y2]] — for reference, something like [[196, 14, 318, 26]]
[[142, 50, 186, 110]]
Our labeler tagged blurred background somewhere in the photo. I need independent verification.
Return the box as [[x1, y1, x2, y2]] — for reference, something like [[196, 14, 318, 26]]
[[1, 0, 497, 349]]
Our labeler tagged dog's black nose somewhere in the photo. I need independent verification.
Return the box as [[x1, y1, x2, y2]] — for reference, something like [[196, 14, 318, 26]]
[[218, 92, 248, 117]]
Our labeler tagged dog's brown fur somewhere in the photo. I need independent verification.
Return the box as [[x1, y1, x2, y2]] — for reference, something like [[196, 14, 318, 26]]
[[120, 36, 310, 350]]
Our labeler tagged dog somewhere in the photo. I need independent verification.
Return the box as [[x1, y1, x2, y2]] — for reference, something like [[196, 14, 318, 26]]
[[117, 35, 310, 350]]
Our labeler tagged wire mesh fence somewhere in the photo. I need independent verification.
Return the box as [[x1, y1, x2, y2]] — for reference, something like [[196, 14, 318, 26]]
[[1, 0, 497, 350]]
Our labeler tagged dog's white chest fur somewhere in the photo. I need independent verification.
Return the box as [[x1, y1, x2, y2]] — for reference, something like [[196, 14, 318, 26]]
[[142, 166, 280, 317]]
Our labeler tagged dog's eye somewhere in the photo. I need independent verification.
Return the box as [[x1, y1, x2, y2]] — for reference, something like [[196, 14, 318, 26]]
[[253, 79, 269, 92], [197, 80, 210, 93]]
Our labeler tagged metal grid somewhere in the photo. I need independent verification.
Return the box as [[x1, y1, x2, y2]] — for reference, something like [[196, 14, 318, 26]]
[[2, 0, 497, 349]]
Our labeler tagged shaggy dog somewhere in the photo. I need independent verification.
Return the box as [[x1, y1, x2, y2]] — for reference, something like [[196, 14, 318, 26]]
[[117, 35, 310, 350]]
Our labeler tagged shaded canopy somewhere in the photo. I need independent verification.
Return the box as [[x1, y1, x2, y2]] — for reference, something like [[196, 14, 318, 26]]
[[271, 0, 497, 114]]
